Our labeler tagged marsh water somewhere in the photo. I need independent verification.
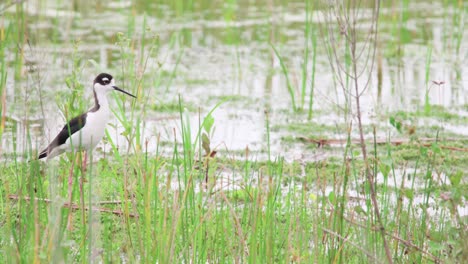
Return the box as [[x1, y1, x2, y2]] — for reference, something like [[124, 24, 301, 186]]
[[1, 0, 467, 161]]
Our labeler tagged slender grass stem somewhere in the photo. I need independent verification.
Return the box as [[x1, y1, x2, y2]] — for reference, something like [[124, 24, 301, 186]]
[[270, 43, 297, 111]]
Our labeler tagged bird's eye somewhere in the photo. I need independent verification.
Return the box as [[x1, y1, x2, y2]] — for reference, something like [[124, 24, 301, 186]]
[[102, 77, 109, 84]]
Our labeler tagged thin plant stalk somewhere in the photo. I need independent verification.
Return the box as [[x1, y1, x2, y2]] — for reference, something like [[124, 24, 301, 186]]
[[321, 0, 393, 262], [270, 43, 297, 111]]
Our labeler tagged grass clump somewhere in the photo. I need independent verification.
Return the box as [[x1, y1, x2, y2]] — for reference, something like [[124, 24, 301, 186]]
[[391, 106, 468, 123]]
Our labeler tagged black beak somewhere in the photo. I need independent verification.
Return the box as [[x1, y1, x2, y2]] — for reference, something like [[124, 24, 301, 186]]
[[113, 86, 136, 98]]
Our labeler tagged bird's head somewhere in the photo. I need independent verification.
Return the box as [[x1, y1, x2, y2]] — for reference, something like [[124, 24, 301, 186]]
[[93, 73, 136, 98]]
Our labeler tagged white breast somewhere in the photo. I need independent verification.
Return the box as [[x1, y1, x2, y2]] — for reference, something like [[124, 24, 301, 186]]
[[65, 109, 110, 152]]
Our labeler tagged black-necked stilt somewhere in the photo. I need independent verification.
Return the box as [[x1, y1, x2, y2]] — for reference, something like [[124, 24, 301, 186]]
[[38, 73, 136, 160]]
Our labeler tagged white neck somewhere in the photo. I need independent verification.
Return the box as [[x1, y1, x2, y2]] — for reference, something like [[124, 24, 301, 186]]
[[91, 89, 110, 113]]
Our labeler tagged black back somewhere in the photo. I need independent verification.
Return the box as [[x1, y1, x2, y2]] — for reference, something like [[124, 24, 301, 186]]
[[38, 113, 87, 159]]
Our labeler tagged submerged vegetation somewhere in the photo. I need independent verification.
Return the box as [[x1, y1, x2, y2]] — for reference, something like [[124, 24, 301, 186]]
[[1, 0, 467, 263]]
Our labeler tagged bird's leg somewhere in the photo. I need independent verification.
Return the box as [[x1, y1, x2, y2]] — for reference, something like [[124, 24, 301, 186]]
[[80, 151, 88, 183], [82, 151, 88, 172], [79, 161, 85, 226], [78, 151, 88, 232], [67, 153, 79, 231]]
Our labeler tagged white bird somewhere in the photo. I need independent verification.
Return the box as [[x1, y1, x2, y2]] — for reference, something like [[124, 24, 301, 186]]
[[38, 73, 136, 160]]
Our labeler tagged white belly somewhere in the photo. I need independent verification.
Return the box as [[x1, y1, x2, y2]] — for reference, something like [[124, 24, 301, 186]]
[[63, 110, 109, 152]]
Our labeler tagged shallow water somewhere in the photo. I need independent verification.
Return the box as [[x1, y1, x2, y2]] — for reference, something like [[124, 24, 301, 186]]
[[1, 0, 467, 161]]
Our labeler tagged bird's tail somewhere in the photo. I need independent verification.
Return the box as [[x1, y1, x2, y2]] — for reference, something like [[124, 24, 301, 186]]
[[38, 148, 48, 159]]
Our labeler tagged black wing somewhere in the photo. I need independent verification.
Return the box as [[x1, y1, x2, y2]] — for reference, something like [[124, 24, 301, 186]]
[[38, 113, 87, 159]]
